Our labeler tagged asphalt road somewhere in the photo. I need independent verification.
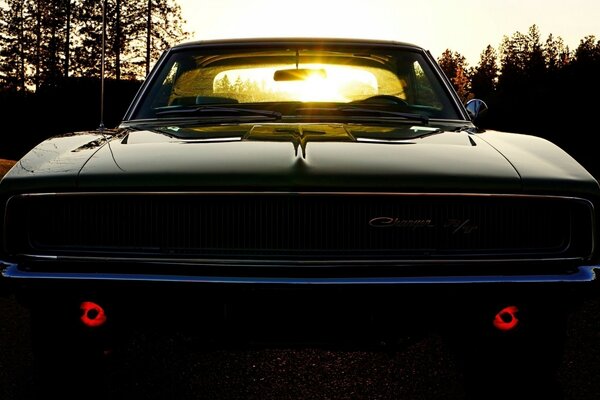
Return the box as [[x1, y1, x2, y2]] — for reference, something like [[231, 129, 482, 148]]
[[1, 294, 599, 400]]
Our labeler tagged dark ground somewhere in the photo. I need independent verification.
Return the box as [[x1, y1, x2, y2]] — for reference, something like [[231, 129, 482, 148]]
[[1, 293, 599, 399]]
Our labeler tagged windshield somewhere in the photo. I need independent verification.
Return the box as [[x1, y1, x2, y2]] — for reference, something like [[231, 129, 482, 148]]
[[132, 44, 462, 121]]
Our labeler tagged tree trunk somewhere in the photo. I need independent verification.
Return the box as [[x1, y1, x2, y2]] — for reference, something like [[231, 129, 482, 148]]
[[64, 0, 71, 78], [146, 0, 151, 76], [18, 4, 26, 91], [115, 0, 121, 81], [35, 0, 42, 91]]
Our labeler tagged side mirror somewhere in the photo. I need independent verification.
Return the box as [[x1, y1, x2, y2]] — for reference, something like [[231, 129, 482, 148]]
[[465, 99, 488, 125]]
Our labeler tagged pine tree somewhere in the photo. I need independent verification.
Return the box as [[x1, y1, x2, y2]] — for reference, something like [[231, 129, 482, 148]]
[[71, 0, 105, 78], [437, 49, 471, 101], [573, 35, 600, 65], [499, 25, 549, 86], [39, 0, 69, 88], [569, 36, 600, 100], [0, 0, 30, 91], [64, 0, 72, 77], [215, 74, 232, 93], [525, 25, 545, 80], [544, 34, 569, 72], [471, 45, 498, 101], [142, 0, 190, 77]]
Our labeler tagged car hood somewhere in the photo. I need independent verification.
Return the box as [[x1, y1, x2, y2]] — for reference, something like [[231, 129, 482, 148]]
[[3, 124, 598, 195]]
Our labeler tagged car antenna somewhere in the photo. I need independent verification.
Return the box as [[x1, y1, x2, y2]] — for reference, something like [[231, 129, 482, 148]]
[[98, 0, 106, 132]]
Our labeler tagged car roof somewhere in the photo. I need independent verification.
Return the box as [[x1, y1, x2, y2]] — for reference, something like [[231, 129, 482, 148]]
[[171, 37, 423, 51]]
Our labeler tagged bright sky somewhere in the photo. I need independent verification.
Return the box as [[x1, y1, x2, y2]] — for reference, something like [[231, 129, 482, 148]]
[[178, 0, 599, 66]]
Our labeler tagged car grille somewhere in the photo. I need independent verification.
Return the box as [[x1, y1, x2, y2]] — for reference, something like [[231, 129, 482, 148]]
[[4, 193, 594, 261]]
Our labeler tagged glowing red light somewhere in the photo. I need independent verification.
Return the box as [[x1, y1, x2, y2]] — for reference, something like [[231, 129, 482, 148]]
[[80, 301, 107, 328], [493, 305, 519, 331]]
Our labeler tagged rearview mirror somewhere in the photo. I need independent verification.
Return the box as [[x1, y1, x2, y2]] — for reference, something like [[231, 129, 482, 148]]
[[273, 68, 327, 81]]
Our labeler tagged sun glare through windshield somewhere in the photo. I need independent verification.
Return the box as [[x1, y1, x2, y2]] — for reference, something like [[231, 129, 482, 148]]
[[212, 65, 379, 102]]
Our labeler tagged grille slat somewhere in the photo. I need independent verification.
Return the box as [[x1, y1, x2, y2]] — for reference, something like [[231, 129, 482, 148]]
[[5, 193, 593, 260]]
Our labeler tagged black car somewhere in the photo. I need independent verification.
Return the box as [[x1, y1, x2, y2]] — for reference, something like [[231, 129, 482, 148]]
[[1, 38, 598, 399]]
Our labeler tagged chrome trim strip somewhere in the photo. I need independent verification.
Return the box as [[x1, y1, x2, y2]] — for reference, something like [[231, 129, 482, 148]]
[[355, 138, 415, 144], [3, 264, 598, 285], [17, 253, 588, 266], [9, 192, 595, 201]]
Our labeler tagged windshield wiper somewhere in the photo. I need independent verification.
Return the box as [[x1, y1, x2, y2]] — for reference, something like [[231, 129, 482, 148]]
[[155, 106, 282, 120], [295, 106, 429, 124]]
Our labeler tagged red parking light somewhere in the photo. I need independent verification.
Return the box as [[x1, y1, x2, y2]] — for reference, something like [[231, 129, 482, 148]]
[[80, 301, 107, 328], [493, 305, 519, 331]]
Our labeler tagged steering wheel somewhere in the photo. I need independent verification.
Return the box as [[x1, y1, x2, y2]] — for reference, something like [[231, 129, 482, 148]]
[[351, 95, 408, 107]]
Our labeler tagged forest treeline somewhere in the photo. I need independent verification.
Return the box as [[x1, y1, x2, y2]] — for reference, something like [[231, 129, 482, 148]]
[[0, 0, 189, 89], [0, 0, 189, 158], [0, 19, 599, 178], [437, 25, 600, 177]]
